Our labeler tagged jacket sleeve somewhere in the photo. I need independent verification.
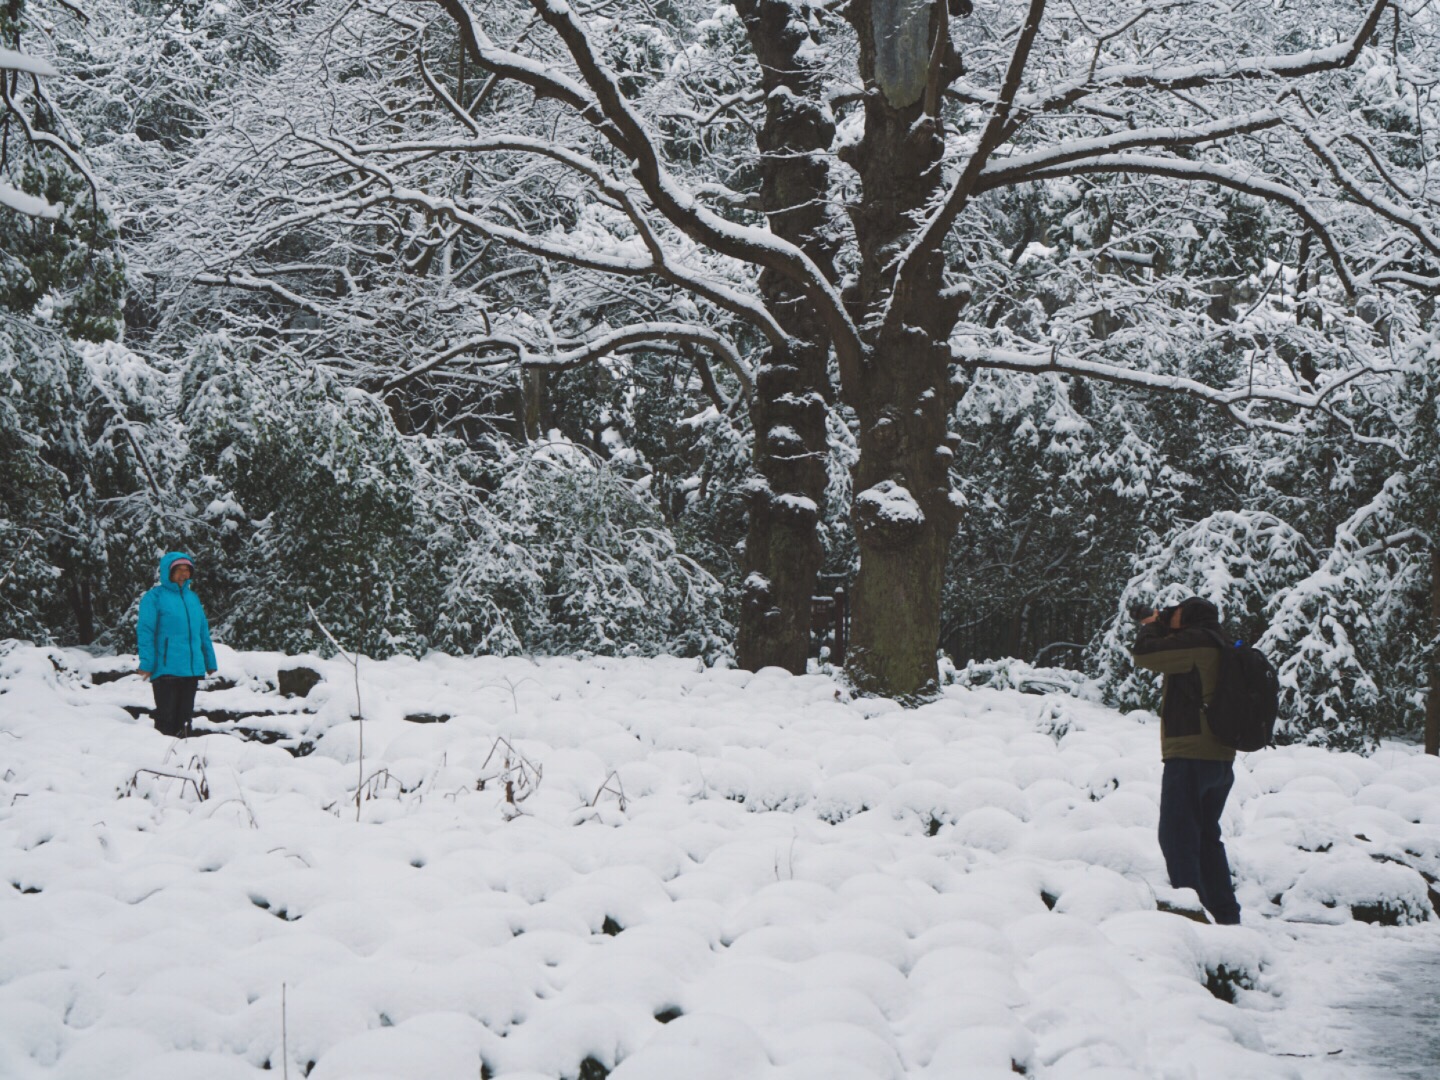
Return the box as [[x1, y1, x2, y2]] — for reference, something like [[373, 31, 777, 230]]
[[137, 590, 158, 671], [200, 602, 218, 672], [1130, 623, 1198, 675]]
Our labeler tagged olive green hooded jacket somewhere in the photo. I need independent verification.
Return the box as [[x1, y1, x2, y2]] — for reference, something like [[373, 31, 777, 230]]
[[1131, 616, 1235, 762]]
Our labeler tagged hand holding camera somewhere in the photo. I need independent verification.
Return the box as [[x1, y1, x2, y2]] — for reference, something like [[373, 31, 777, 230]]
[[1128, 602, 1181, 629]]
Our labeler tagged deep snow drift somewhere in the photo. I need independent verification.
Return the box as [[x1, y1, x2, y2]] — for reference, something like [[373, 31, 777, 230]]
[[1, 642, 1438, 1079]]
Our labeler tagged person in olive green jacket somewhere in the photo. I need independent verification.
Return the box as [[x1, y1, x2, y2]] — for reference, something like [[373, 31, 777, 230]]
[[1131, 596, 1241, 924]]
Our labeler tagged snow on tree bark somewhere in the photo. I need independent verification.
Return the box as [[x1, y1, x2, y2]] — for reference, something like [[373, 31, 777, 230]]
[[734, 0, 837, 676], [834, 0, 964, 695]]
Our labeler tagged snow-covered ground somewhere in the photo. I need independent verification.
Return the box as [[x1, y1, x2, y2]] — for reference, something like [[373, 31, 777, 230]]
[[2, 641, 1438, 1080]]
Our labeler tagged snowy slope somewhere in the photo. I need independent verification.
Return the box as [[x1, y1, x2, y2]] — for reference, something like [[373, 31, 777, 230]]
[[1, 642, 1438, 1080]]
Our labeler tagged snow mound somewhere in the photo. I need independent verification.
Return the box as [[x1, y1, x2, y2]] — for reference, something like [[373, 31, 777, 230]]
[[2, 643, 1439, 1077]]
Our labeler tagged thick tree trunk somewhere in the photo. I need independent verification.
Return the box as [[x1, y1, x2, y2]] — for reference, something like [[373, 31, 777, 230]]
[[845, 327, 959, 695], [840, 0, 964, 695], [737, 349, 828, 673], [1427, 547, 1439, 756], [734, 0, 837, 674]]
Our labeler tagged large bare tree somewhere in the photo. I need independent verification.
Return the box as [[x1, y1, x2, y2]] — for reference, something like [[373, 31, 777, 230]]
[[153, 0, 1437, 694]]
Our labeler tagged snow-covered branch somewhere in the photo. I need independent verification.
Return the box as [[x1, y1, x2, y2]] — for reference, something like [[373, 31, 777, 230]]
[[1016, 0, 1390, 120], [0, 182, 58, 218], [517, 0, 864, 374], [887, 0, 1049, 326], [1348, 528, 1431, 561], [0, 48, 59, 77], [0, 59, 100, 205], [275, 110, 789, 350], [1006, 154, 1357, 295], [413, 0, 598, 119], [415, 35, 481, 137], [193, 272, 378, 325], [381, 322, 752, 397], [952, 343, 1400, 438], [1290, 119, 1440, 260], [978, 111, 1284, 187]]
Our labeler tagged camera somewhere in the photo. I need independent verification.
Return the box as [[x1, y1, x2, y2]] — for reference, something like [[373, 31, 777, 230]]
[[1128, 602, 1178, 625]]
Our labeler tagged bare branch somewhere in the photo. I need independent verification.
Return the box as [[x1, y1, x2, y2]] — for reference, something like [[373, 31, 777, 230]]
[[885, 0, 1048, 331], [414, 0, 599, 120], [954, 343, 1401, 445], [978, 110, 1284, 187], [381, 322, 752, 398], [1290, 120, 1440, 258], [519, 0, 864, 374], [1017, 0, 1390, 121], [1006, 154, 1357, 296]]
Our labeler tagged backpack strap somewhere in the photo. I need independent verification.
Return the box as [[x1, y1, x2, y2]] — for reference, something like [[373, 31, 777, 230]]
[[1197, 628, 1228, 716], [1199, 627, 1229, 651]]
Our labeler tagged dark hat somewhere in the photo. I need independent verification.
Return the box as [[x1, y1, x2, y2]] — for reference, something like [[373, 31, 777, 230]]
[[1176, 596, 1220, 627]]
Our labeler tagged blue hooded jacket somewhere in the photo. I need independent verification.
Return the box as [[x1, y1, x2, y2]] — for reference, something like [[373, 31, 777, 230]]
[[137, 552, 218, 677]]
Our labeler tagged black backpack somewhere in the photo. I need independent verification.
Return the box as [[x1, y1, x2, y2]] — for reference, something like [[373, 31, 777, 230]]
[[1202, 630, 1280, 752]]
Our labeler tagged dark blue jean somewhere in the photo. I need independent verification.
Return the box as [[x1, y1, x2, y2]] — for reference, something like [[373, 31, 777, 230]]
[[1159, 758, 1241, 924], [152, 675, 200, 738]]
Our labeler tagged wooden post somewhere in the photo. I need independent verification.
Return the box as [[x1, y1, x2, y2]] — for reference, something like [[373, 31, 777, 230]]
[[1427, 548, 1439, 756]]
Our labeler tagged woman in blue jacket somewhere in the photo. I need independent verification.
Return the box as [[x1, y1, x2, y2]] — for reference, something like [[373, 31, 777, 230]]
[[137, 551, 218, 738]]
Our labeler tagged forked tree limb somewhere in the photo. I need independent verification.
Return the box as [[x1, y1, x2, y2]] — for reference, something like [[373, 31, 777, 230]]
[[885, 0, 1050, 334], [517, 0, 865, 374]]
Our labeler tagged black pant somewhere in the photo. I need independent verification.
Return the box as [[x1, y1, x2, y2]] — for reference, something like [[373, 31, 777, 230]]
[[1158, 758, 1241, 924], [152, 676, 200, 738]]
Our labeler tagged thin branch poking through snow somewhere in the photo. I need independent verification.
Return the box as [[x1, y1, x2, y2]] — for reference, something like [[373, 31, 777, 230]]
[[308, 606, 365, 822]]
